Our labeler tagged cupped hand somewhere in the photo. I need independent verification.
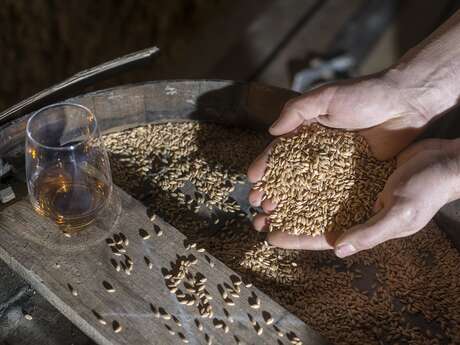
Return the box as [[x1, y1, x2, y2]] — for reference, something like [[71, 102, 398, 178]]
[[263, 138, 460, 257], [247, 73, 436, 219]]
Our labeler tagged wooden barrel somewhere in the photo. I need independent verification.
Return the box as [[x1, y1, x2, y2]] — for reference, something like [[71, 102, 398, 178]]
[[0, 80, 298, 157]]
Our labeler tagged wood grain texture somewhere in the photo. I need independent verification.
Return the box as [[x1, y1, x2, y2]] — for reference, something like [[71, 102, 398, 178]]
[[210, 0, 322, 81], [0, 80, 298, 157], [0, 186, 328, 345], [257, 0, 365, 88]]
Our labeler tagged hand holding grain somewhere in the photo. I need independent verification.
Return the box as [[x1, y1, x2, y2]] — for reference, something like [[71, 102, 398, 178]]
[[247, 73, 457, 257], [334, 138, 460, 257], [255, 138, 460, 257], [248, 74, 431, 216]]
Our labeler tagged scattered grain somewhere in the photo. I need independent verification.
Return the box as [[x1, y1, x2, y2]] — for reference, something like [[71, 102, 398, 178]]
[[178, 332, 188, 343], [262, 310, 273, 325], [150, 304, 160, 318], [92, 310, 106, 325], [67, 283, 78, 296], [144, 256, 153, 269], [112, 320, 122, 333], [195, 318, 203, 331], [159, 307, 171, 320], [102, 281, 115, 293], [164, 323, 175, 335], [139, 228, 151, 239]]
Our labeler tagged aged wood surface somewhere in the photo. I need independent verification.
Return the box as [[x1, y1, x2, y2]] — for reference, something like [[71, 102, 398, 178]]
[[0, 186, 327, 345], [0, 80, 298, 157], [257, 0, 365, 88], [210, 0, 323, 81]]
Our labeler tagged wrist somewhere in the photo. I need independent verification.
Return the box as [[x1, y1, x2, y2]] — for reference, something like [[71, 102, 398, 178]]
[[383, 61, 460, 123]]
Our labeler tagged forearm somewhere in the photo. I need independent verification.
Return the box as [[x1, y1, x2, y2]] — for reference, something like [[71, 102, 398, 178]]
[[385, 10, 460, 121]]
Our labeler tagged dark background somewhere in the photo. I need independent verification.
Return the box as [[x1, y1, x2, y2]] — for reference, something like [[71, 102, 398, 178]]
[[0, 0, 455, 113], [0, 0, 230, 110]]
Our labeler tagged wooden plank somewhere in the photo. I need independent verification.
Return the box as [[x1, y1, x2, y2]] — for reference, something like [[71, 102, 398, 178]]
[[152, 0, 273, 80], [256, 0, 366, 88], [210, 0, 323, 81], [0, 185, 327, 345]]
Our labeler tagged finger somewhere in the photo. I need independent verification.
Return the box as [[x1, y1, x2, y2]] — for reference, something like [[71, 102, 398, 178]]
[[397, 138, 453, 166], [248, 188, 265, 207], [252, 213, 269, 232], [334, 204, 417, 258], [267, 230, 341, 250], [269, 87, 332, 136], [261, 199, 277, 213], [247, 140, 277, 183]]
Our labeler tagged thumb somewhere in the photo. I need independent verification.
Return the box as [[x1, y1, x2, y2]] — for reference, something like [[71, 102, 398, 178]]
[[334, 203, 419, 258], [269, 85, 334, 136]]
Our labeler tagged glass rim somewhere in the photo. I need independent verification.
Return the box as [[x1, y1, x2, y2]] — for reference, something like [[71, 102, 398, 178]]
[[26, 102, 98, 151]]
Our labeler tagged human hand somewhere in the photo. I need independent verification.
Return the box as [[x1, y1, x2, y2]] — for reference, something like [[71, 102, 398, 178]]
[[262, 138, 460, 257], [247, 72, 443, 219]]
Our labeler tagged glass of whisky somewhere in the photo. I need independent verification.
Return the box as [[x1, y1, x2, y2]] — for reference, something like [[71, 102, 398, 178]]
[[25, 103, 113, 234]]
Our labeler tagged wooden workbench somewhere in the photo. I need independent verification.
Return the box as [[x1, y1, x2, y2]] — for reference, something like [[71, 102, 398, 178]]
[[0, 184, 327, 345]]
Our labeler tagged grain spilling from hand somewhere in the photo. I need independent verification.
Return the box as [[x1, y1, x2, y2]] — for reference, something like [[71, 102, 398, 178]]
[[256, 124, 395, 236]]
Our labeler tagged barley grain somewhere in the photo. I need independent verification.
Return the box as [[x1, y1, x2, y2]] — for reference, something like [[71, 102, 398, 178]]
[[262, 311, 273, 325], [257, 124, 395, 236], [67, 283, 78, 296], [92, 310, 106, 325], [144, 256, 153, 269], [112, 320, 122, 333], [113, 234, 122, 245], [150, 304, 160, 318], [159, 307, 171, 320], [178, 332, 189, 343], [164, 323, 175, 335], [102, 281, 115, 293], [195, 318, 203, 331], [139, 228, 151, 239]]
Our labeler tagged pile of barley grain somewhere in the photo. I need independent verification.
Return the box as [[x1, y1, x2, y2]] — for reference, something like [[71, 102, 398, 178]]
[[104, 122, 460, 345], [256, 124, 395, 236]]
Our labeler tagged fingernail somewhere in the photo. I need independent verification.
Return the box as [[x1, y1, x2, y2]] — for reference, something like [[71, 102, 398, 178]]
[[335, 243, 356, 258]]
